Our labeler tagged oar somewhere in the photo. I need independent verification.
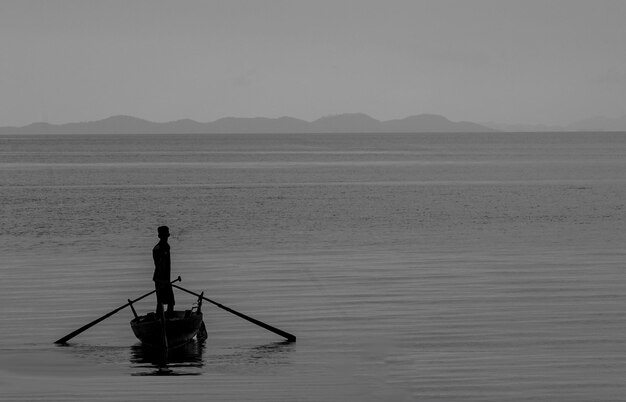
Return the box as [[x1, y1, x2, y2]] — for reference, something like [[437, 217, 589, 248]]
[[172, 284, 296, 342], [54, 276, 182, 344]]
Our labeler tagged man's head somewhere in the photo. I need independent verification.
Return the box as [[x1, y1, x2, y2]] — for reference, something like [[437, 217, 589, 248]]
[[157, 226, 170, 239]]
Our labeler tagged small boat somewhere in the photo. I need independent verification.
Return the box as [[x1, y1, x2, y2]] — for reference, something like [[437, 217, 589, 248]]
[[54, 278, 295, 346], [129, 292, 207, 349]]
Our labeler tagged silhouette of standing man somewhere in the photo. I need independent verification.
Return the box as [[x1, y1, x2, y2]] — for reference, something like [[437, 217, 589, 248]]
[[153, 226, 175, 316]]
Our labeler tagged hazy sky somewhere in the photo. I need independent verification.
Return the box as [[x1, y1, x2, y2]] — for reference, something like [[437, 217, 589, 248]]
[[1, 0, 625, 127]]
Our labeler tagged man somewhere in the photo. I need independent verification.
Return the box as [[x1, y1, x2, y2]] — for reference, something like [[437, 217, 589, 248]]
[[153, 225, 175, 316]]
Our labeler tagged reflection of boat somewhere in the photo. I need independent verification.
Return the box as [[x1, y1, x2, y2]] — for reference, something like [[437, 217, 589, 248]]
[[130, 339, 205, 376], [131, 338, 205, 365], [129, 292, 207, 349]]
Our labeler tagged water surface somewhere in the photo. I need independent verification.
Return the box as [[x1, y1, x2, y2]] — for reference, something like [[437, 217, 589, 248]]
[[1, 132, 626, 401]]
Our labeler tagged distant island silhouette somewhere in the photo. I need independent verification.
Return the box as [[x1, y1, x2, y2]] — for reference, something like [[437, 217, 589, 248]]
[[2, 113, 625, 134], [0, 113, 495, 135]]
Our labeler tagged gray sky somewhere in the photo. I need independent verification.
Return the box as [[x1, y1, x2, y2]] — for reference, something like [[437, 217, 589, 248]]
[[1, 0, 625, 127]]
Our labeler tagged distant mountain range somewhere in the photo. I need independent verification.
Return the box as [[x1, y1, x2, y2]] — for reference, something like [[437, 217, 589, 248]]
[[0, 113, 494, 135], [2, 113, 625, 134]]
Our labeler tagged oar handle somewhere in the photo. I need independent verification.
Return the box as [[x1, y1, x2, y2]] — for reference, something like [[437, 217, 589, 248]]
[[54, 277, 182, 344], [172, 284, 296, 342]]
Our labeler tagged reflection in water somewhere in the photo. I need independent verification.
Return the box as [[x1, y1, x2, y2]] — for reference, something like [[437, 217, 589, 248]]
[[130, 340, 205, 376], [206, 341, 296, 375], [59, 343, 131, 366], [53, 337, 294, 377], [244, 341, 295, 364], [130, 340, 295, 376]]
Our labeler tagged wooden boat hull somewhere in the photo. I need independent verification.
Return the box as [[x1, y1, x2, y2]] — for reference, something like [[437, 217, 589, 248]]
[[130, 311, 205, 349]]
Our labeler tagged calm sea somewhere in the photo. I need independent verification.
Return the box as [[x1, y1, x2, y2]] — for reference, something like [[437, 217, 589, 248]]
[[1, 132, 626, 401]]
